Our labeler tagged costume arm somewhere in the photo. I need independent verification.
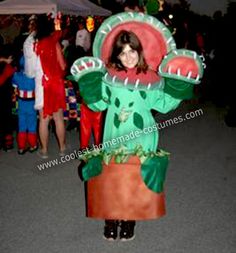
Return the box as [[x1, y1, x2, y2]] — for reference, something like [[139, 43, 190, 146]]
[[56, 42, 66, 72], [147, 88, 181, 114], [159, 49, 204, 99], [70, 56, 106, 106], [23, 34, 35, 58], [52, 30, 62, 42], [88, 100, 108, 112], [23, 34, 37, 78], [34, 56, 44, 110], [88, 82, 109, 112]]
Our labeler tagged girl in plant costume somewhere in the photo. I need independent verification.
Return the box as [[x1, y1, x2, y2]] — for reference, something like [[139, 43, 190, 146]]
[[71, 12, 204, 241]]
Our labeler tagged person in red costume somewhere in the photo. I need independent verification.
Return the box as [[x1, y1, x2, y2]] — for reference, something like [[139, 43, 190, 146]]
[[0, 49, 15, 151], [79, 102, 103, 149], [34, 15, 66, 158]]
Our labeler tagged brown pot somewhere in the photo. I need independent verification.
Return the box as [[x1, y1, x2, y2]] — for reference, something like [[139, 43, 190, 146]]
[[87, 156, 166, 220]]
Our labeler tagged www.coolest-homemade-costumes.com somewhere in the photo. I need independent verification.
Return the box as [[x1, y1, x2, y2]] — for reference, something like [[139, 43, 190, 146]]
[[71, 12, 204, 220]]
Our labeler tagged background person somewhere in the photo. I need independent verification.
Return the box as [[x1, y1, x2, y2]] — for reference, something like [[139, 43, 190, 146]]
[[23, 15, 38, 78], [12, 56, 38, 154], [75, 21, 91, 56], [34, 15, 66, 158]]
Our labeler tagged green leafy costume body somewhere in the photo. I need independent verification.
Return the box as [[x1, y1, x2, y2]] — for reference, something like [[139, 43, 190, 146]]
[[89, 78, 180, 152]]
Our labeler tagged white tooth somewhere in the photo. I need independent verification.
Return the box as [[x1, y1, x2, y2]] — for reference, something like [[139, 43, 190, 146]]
[[100, 30, 107, 35], [173, 50, 178, 55], [74, 65, 80, 73], [162, 27, 167, 31], [147, 83, 151, 90], [124, 77, 128, 85], [139, 12, 144, 18], [158, 65, 162, 74], [149, 17, 153, 24], [168, 66, 172, 74], [200, 55, 205, 61], [177, 68, 181, 76], [128, 12, 134, 18], [112, 75, 116, 83], [117, 15, 123, 21], [104, 72, 108, 80], [196, 75, 200, 81], [167, 37, 172, 44], [81, 60, 88, 70], [97, 59, 103, 68], [107, 24, 112, 31], [71, 69, 75, 75], [135, 79, 140, 88], [193, 52, 197, 59], [187, 71, 192, 79]]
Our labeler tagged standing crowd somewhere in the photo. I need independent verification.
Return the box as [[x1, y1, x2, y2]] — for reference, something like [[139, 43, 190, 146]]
[[0, 14, 100, 157]]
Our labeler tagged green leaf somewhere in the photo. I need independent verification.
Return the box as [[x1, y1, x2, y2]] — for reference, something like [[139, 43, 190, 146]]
[[115, 97, 120, 108], [121, 155, 130, 163], [103, 153, 112, 165], [139, 90, 147, 99], [105, 86, 112, 99], [128, 102, 134, 107], [115, 155, 122, 163], [114, 113, 120, 128], [133, 112, 144, 130]]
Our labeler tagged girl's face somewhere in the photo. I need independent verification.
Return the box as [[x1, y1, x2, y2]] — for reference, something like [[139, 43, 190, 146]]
[[118, 44, 139, 69]]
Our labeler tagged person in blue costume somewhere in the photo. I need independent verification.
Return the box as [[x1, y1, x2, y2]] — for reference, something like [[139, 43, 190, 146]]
[[12, 56, 38, 154]]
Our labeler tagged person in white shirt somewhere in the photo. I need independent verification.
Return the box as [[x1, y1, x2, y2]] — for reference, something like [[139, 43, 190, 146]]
[[23, 16, 43, 113], [23, 15, 38, 78], [75, 22, 91, 55]]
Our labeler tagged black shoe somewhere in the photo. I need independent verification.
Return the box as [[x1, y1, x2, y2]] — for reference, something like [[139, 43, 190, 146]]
[[119, 220, 136, 241], [18, 149, 28, 155], [29, 146, 38, 153], [103, 220, 118, 241]]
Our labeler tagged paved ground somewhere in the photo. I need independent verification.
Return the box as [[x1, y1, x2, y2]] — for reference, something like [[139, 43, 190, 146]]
[[0, 101, 235, 253]]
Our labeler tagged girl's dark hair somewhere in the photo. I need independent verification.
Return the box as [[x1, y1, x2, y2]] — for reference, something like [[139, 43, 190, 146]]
[[107, 30, 148, 74], [35, 15, 54, 41]]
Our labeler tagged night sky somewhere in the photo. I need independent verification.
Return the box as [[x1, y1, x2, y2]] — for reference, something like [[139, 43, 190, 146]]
[[167, 0, 230, 16]]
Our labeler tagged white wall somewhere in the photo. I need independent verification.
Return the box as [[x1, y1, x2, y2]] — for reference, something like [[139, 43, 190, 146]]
[[166, 0, 231, 16]]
